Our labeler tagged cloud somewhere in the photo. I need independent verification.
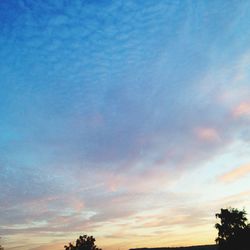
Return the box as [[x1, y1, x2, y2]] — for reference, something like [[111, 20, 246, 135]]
[[233, 102, 250, 118], [195, 127, 220, 142], [219, 164, 250, 183], [29, 242, 62, 250]]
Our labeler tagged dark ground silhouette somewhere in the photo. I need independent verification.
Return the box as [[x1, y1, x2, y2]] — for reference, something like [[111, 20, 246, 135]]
[[130, 245, 217, 250]]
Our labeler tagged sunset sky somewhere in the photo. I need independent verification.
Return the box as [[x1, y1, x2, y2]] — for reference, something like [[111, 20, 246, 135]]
[[1, 1, 250, 250]]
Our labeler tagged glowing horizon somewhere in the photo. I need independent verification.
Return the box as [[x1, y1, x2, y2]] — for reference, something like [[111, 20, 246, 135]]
[[0, 1, 250, 250]]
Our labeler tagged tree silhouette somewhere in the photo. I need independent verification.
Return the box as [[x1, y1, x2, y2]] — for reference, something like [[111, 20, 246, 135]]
[[64, 235, 102, 250], [215, 208, 250, 250]]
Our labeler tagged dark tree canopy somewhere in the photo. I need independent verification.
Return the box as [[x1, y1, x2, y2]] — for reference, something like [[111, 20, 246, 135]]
[[215, 208, 250, 250], [64, 235, 102, 250]]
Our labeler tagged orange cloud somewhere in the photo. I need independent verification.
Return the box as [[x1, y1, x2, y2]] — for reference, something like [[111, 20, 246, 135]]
[[29, 242, 62, 250], [219, 164, 250, 183], [195, 127, 220, 142], [233, 102, 250, 117]]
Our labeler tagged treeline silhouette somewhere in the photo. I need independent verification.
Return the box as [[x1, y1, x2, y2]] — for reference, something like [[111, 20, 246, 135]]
[[130, 246, 216, 250], [0, 207, 250, 250]]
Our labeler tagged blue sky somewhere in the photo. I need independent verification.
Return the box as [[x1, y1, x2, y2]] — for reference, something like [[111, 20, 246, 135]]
[[1, 1, 250, 250]]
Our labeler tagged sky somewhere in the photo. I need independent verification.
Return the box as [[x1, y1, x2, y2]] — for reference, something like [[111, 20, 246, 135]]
[[0, 0, 250, 249]]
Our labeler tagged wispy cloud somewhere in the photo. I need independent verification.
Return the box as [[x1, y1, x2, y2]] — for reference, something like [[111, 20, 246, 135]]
[[219, 164, 250, 183], [233, 102, 250, 118], [195, 127, 220, 143]]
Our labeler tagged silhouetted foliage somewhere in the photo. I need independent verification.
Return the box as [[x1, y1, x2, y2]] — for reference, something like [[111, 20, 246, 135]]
[[64, 235, 102, 250], [215, 208, 250, 250]]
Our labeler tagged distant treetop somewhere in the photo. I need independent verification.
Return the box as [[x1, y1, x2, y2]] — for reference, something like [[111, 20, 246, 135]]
[[64, 234, 102, 250]]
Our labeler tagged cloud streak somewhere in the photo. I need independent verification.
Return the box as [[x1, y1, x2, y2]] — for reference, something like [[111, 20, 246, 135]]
[[219, 164, 250, 183]]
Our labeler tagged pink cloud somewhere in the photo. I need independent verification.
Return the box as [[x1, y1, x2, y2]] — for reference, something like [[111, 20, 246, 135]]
[[97, 166, 172, 194], [219, 163, 250, 183], [195, 127, 220, 142], [233, 102, 250, 117]]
